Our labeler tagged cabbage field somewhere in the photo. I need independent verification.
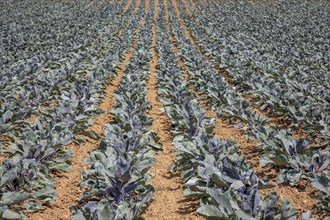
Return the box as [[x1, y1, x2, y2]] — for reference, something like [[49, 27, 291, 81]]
[[0, 0, 329, 219]]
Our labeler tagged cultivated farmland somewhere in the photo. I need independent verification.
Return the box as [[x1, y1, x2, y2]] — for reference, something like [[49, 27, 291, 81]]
[[0, 0, 329, 219]]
